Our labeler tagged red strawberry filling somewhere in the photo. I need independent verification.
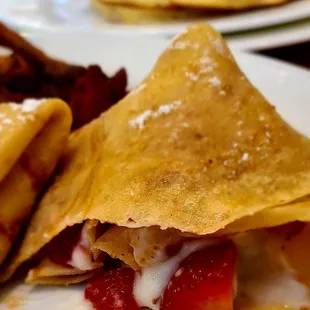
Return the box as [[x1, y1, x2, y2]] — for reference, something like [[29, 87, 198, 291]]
[[161, 242, 236, 310], [85, 268, 140, 310], [46, 224, 84, 268], [45, 223, 95, 271], [84, 241, 236, 310]]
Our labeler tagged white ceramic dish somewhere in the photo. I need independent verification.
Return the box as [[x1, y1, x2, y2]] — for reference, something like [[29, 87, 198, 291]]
[[0, 0, 310, 36], [226, 18, 310, 51], [0, 32, 310, 310]]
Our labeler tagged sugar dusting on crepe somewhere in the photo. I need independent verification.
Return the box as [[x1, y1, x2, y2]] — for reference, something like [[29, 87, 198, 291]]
[[0, 99, 46, 127], [21, 99, 46, 113], [129, 100, 182, 129]]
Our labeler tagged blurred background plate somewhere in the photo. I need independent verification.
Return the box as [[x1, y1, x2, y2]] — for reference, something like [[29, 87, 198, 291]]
[[0, 0, 309, 36], [227, 18, 310, 51]]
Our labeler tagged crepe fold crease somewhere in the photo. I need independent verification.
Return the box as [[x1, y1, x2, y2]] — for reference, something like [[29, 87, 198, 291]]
[[0, 99, 72, 269], [3, 24, 310, 284]]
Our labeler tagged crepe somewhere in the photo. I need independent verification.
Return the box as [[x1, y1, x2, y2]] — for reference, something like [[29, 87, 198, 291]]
[[90, 0, 208, 24], [0, 99, 72, 269], [91, 0, 287, 24], [2, 23, 310, 309], [95, 0, 287, 9]]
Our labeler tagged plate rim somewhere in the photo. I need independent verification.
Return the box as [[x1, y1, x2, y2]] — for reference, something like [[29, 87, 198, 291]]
[[0, 0, 310, 35]]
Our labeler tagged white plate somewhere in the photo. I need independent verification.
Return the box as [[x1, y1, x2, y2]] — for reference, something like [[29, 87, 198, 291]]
[[227, 18, 310, 51], [1, 0, 310, 35], [1, 32, 310, 310]]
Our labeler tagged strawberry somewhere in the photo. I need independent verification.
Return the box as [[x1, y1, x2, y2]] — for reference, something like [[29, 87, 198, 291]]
[[161, 242, 237, 310], [84, 267, 139, 310]]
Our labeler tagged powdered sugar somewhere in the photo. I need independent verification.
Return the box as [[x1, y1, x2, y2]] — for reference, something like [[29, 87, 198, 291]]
[[2, 118, 12, 125], [200, 56, 211, 65], [8, 103, 20, 111], [200, 66, 214, 74], [185, 72, 199, 81], [241, 153, 249, 161], [0, 98, 46, 128], [154, 101, 182, 116], [129, 101, 182, 129], [170, 40, 200, 50], [213, 38, 225, 55], [208, 76, 221, 87], [17, 115, 26, 123], [129, 110, 153, 130], [21, 99, 45, 113]]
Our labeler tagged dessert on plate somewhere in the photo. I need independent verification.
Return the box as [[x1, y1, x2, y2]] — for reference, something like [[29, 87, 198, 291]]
[[1, 24, 310, 310]]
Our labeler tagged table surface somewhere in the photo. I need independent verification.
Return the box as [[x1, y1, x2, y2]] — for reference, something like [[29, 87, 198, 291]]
[[260, 41, 310, 70]]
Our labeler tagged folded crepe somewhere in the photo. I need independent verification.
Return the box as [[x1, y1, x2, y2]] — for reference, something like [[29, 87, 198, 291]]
[[0, 99, 72, 269], [91, 0, 287, 24], [90, 0, 209, 24], [3, 24, 310, 310], [94, 0, 287, 10]]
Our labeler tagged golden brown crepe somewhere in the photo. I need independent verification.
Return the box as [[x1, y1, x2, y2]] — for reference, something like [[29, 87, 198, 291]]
[[2, 24, 310, 309], [0, 99, 72, 269], [94, 0, 287, 10], [91, 0, 287, 24], [90, 0, 207, 24]]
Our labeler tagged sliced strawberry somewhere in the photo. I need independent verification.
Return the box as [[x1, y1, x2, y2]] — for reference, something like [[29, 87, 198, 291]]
[[161, 242, 237, 310], [85, 267, 139, 310]]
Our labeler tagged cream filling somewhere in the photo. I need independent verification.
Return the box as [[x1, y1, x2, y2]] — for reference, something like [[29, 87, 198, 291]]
[[68, 224, 94, 271], [133, 231, 310, 310], [235, 231, 310, 310]]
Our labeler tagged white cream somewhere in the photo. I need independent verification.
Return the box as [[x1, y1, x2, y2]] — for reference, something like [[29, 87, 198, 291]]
[[133, 239, 215, 310], [234, 231, 310, 310], [21, 98, 46, 113], [68, 224, 93, 271]]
